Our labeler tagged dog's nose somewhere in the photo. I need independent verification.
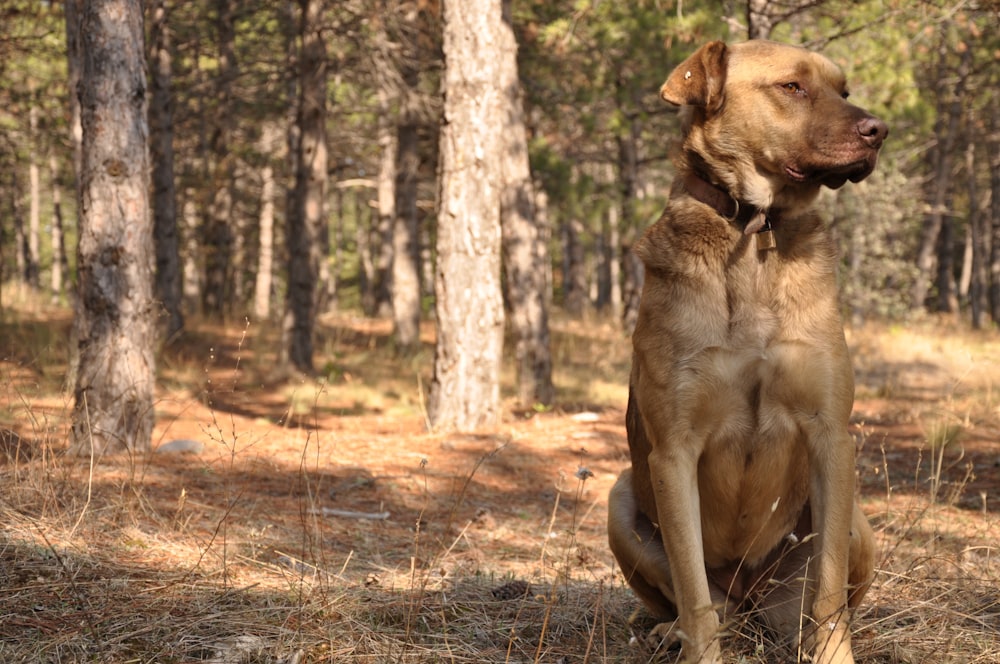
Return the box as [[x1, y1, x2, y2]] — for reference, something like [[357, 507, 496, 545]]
[[858, 116, 888, 149]]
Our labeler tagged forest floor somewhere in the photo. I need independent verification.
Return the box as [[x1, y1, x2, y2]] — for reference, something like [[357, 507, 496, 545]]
[[1, 294, 999, 663]]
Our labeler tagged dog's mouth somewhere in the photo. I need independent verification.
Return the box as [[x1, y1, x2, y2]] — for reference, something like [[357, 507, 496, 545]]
[[784, 154, 878, 190]]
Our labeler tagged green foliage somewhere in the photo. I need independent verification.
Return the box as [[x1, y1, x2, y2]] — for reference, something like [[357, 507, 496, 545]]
[[1, 0, 996, 325]]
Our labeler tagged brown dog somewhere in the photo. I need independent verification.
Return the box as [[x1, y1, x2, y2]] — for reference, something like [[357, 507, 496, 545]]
[[607, 40, 886, 664]]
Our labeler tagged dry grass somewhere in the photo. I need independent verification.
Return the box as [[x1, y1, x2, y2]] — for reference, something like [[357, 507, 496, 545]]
[[2, 294, 999, 663]]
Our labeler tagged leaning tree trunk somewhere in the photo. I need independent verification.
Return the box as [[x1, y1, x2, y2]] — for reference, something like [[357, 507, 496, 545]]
[[428, 0, 505, 432], [497, 0, 553, 407], [284, 0, 328, 373], [70, 0, 156, 456], [149, 0, 184, 338]]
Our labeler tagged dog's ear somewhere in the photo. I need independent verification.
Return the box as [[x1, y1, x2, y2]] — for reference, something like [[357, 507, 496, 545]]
[[660, 41, 728, 110]]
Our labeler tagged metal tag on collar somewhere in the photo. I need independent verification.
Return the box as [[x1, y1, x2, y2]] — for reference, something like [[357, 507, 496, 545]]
[[756, 216, 776, 251]]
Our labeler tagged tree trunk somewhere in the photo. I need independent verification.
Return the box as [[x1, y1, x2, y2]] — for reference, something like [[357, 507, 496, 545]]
[[65, 0, 84, 184], [374, 88, 396, 318], [253, 125, 279, 322], [284, 0, 329, 373], [497, 0, 552, 407], [429, 0, 505, 432], [392, 116, 421, 350], [562, 215, 587, 315], [936, 202, 957, 314], [607, 178, 622, 317], [912, 38, 970, 311], [50, 154, 68, 303], [967, 138, 987, 329], [959, 222, 972, 299], [27, 102, 41, 289], [389, 65, 423, 352], [11, 170, 27, 285], [329, 186, 342, 312], [201, 0, 236, 316], [149, 0, 183, 338], [181, 188, 201, 311], [617, 117, 643, 333], [64, 0, 85, 391], [70, 0, 156, 455], [988, 104, 1000, 324], [355, 189, 375, 315]]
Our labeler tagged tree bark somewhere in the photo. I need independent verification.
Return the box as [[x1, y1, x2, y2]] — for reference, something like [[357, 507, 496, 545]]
[[181, 188, 201, 311], [355, 188, 375, 315], [617, 117, 643, 333], [607, 181, 622, 317], [988, 103, 1000, 324], [149, 0, 183, 338], [562, 215, 587, 315], [50, 154, 68, 303], [284, 0, 329, 372], [64, 0, 85, 391], [70, 0, 156, 455], [497, 0, 552, 407], [27, 102, 41, 289], [201, 0, 236, 316], [966, 137, 987, 329], [429, 0, 505, 432], [11, 170, 27, 285], [253, 125, 279, 322], [936, 198, 958, 314], [65, 0, 84, 184], [392, 114, 422, 350], [390, 56, 424, 352], [373, 87, 396, 318], [912, 38, 970, 311]]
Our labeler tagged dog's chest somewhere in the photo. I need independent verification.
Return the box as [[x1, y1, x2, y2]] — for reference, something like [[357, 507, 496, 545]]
[[687, 255, 830, 563]]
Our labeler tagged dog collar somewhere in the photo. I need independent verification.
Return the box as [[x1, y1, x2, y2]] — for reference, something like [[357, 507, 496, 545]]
[[682, 172, 779, 251]]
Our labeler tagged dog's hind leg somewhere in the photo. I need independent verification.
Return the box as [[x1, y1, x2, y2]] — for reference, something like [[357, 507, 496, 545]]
[[608, 468, 678, 620]]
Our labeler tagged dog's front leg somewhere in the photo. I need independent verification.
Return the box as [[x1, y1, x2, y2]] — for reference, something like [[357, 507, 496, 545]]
[[807, 429, 858, 664], [647, 442, 721, 664]]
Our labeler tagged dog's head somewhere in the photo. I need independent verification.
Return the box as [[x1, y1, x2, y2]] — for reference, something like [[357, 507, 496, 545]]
[[661, 40, 888, 213]]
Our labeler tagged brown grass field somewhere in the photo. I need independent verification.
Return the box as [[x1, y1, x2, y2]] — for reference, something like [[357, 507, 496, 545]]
[[1, 292, 998, 663]]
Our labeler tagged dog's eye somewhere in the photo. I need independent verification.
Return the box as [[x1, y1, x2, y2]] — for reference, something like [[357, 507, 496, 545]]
[[781, 82, 804, 95]]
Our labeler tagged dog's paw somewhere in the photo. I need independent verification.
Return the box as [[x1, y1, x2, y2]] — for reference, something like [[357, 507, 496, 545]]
[[647, 619, 682, 651], [648, 623, 723, 664]]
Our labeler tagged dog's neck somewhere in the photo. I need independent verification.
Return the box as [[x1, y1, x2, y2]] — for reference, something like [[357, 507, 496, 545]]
[[681, 170, 781, 239]]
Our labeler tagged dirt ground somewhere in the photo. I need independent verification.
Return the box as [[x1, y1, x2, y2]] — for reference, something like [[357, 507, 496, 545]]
[[1, 306, 998, 662]]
